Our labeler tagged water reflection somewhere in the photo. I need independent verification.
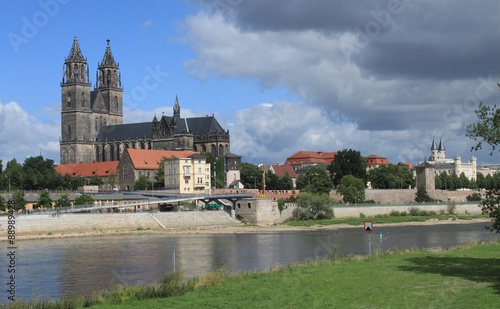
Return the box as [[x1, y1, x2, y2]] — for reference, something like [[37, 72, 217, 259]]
[[2, 222, 498, 302]]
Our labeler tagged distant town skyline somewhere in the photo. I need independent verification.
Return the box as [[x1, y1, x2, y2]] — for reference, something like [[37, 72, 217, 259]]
[[1, 1, 499, 166]]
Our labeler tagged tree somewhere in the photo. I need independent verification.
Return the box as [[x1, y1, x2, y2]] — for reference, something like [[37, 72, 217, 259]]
[[337, 175, 365, 203], [88, 175, 103, 186], [55, 194, 71, 208], [466, 80, 500, 232], [415, 186, 433, 202], [154, 157, 168, 187], [279, 173, 294, 190], [240, 163, 262, 189], [74, 194, 94, 206], [22, 156, 62, 190], [292, 192, 333, 220], [328, 149, 366, 187], [134, 175, 151, 190], [0, 195, 5, 212], [368, 163, 414, 189], [295, 167, 332, 194], [12, 190, 27, 211], [37, 190, 53, 208]]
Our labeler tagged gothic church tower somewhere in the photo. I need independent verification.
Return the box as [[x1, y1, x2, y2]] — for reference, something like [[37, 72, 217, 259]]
[[60, 37, 123, 164]]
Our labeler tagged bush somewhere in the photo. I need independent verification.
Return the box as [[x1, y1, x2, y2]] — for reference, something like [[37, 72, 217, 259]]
[[389, 210, 401, 217], [446, 202, 457, 215], [400, 211, 408, 216], [292, 192, 333, 220], [466, 193, 482, 201], [408, 207, 421, 216], [428, 210, 437, 216], [359, 212, 365, 218]]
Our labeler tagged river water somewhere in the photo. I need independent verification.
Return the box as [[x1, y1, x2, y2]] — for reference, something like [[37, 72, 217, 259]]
[[2, 222, 499, 302]]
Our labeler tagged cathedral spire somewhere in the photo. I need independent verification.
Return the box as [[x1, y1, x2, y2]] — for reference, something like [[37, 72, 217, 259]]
[[62, 36, 89, 84], [430, 137, 437, 151], [173, 95, 180, 118], [438, 138, 445, 151], [96, 39, 121, 88]]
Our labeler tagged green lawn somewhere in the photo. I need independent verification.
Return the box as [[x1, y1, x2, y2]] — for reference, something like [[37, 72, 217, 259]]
[[88, 241, 500, 309], [282, 214, 488, 227]]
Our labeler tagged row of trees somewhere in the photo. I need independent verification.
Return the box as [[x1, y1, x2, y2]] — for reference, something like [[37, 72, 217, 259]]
[[0, 191, 94, 211], [0, 156, 113, 192]]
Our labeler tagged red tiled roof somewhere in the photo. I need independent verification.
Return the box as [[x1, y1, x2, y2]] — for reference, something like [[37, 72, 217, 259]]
[[365, 154, 389, 165], [271, 164, 296, 178], [285, 151, 337, 165], [126, 149, 198, 170], [55, 161, 119, 177]]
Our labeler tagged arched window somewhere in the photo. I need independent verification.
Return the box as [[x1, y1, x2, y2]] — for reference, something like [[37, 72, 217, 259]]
[[210, 144, 216, 156], [67, 92, 71, 107], [114, 96, 118, 111], [81, 92, 85, 107], [95, 118, 98, 132], [67, 125, 71, 139]]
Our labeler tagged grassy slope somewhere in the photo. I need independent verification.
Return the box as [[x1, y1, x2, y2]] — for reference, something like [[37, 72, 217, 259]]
[[94, 241, 500, 309]]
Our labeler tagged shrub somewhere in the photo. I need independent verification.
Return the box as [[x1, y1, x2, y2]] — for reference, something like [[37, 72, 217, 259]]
[[428, 210, 437, 216], [400, 211, 408, 216], [419, 210, 429, 216], [292, 192, 333, 220], [196, 268, 227, 288], [466, 192, 482, 201], [389, 210, 401, 217], [359, 212, 366, 218], [446, 202, 457, 215], [408, 207, 421, 216]]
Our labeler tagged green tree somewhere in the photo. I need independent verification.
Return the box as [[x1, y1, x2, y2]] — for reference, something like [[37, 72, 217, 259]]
[[328, 149, 367, 187], [337, 175, 365, 203], [88, 175, 103, 186], [37, 190, 53, 208], [279, 173, 294, 190], [295, 167, 332, 194], [74, 194, 94, 206], [458, 172, 470, 189], [3, 159, 23, 192], [368, 163, 414, 189], [240, 163, 262, 189], [0, 195, 5, 212], [71, 176, 86, 189], [415, 186, 433, 202], [106, 171, 118, 190], [55, 194, 71, 207], [265, 170, 280, 190], [12, 190, 27, 211], [292, 192, 333, 220], [23, 156, 62, 190], [477, 173, 486, 190], [134, 175, 151, 190], [154, 157, 168, 187], [466, 81, 500, 232]]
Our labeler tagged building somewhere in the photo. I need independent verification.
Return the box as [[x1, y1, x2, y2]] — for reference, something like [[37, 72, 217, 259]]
[[60, 37, 230, 164], [284, 151, 337, 171], [365, 154, 389, 170], [426, 138, 477, 180], [117, 148, 197, 191], [224, 153, 243, 188], [164, 153, 211, 194], [55, 161, 119, 191]]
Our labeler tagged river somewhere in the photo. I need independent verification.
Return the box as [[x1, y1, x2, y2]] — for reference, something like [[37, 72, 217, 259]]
[[1, 222, 499, 302]]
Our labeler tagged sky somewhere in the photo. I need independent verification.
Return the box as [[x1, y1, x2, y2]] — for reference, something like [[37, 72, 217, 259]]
[[0, 0, 499, 167]]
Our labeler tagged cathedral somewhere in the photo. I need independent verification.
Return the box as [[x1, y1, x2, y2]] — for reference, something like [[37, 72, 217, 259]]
[[60, 37, 230, 164]]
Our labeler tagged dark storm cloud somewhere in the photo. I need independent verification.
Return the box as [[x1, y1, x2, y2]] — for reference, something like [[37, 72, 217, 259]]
[[227, 0, 500, 80]]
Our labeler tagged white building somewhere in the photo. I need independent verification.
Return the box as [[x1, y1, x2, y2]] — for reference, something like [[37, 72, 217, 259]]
[[164, 153, 211, 194], [426, 138, 477, 180]]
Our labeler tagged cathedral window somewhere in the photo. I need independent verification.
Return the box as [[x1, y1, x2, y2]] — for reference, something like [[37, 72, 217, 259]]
[[81, 92, 85, 107], [67, 125, 71, 139], [67, 93, 71, 107], [114, 96, 118, 111]]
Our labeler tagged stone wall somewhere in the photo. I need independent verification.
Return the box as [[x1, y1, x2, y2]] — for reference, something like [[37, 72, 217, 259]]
[[332, 203, 482, 218], [235, 199, 283, 225], [0, 211, 239, 236], [331, 189, 479, 204]]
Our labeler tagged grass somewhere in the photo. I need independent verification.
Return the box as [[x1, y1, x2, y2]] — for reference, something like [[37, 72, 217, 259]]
[[283, 213, 488, 227], [4, 241, 499, 308], [93, 241, 500, 309]]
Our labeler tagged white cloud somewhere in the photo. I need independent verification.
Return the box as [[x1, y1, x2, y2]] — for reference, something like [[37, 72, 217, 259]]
[[0, 101, 59, 164]]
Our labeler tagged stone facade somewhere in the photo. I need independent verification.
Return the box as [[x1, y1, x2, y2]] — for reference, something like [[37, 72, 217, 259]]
[[60, 37, 230, 164]]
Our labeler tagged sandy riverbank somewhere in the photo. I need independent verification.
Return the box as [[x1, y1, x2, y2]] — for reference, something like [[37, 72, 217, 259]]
[[5, 218, 493, 241]]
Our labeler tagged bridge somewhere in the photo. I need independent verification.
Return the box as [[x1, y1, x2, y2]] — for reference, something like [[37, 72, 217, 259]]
[[47, 192, 255, 219]]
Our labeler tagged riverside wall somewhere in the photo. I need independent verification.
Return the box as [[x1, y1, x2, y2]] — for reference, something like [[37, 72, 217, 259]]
[[0, 211, 240, 236]]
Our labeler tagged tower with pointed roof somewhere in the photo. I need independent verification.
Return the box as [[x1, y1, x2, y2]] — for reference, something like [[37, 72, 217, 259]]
[[60, 37, 123, 164]]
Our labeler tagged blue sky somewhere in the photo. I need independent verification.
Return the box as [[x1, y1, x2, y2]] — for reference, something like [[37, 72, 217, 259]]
[[1, 0, 499, 166]]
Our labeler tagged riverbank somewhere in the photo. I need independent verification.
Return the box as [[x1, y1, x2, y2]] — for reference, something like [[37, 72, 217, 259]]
[[2, 215, 492, 241], [5, 240, 499, 308]]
